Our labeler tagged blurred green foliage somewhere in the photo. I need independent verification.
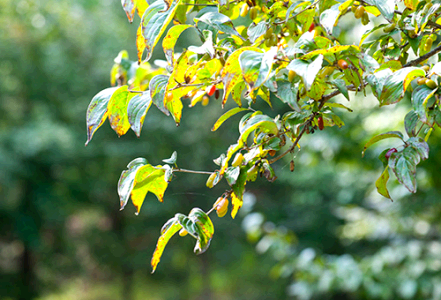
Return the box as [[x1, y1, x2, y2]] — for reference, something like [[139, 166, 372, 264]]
[[2, 0, 441, 299]]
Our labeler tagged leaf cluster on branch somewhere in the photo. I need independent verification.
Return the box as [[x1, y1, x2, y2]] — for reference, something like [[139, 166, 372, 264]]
[[86, 0, 441, 272]]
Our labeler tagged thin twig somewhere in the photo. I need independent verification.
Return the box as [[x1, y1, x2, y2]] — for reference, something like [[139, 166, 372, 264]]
[[173, 168, 213, 175], [404, 43, 441, 67]]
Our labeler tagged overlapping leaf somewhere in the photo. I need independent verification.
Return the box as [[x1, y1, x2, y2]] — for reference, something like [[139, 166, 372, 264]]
[[239, 47, 277, 91], [149, 75, 170, 115], [127, 91, 152, 137], [212, 107, 249, 131], [287, 54, 323, 90], [162, 24, 193, 66], [108, 85, 136, 137]]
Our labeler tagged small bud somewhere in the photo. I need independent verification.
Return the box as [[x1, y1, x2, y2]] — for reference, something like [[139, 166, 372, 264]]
[[290, 160, 295, 172]]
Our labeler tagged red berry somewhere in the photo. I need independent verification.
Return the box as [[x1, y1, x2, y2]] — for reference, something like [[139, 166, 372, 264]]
[[385, 148, 397, 159], [309, 23, 315, 32], [317, 116, 324, 130], [207, 85, 216, 96], [338, 59, 349, 70]]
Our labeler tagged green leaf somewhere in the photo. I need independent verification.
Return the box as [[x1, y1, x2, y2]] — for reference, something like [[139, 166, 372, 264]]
[[118, 158, 148, 210], [362, 131, 404, 156], [359, 53, 379, 74], [162, 24, 193, 66], [239, 48, 277, 91], [325, 102, 353, 112], [122, 0, 137, 23], [319, 1, 352, 35], [376, 166, 392, 200], [388, 148, 417, 193], [151, 218, 181, 273], [187, 208, 214, 254], [127, 92, 152, 137], [408, 137, 429, 161], [149, 75, 170, 116], [366, 68, 392, 99], [262, 160, 277, 182], [85, 87, 119, 145], [412, 85, 437, 123], [239, 114, 279, 143], [224, 166, 240, 186], [364, 0, 395, 21], [404, 110, 419, 137], [330, 78, 349, 101], [141, 0, 181, 62], [162, 151, 177, 164], [275, 80, 300, 112], [287, 54, 323, 90], [131, 164, 168, 215], [196, 11, 244, 41], [221, 47, 263, 106], [379, 67, 423, 106], [212, 107, 249, 132], [247, 21, 267, 43]]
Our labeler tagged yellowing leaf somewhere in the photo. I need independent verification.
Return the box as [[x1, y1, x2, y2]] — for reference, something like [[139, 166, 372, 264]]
[[212, 107, 249, 132], [151, 219, 181, 273], [136, 24, 146, 64], [162, 24, 193, 66], [131, 164, 168, 215], [376, 166, 392, 200], [121, 0, 137, 23], [221, 47, 263, 106], [231, 192, 243, 219], [107, 85, 135, 137]]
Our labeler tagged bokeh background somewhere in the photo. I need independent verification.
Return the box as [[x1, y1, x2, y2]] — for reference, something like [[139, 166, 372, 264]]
[[2, 0, 441, 299]]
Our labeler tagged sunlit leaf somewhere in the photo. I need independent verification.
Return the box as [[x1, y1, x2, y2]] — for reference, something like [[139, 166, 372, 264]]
[[212, 107, 249, 131], [319, 1, 352, 35], [364, 0, 395, 21], [108, 85, 135, 137], [379, 67, 422, 106], [136, 0, 149, 17], [141, 0, 181, 62], [287, 54, 323, 90], [118, 157, 148, 210], [131, 164, 168, 215], [136, 24, 146, 64], [239, 47, 277, 91], [195, 11, 245, 41], [221, 47, 263, 106], [231, 192, 242, 219], [151, 218, 181, 273], [412, 85, 437, 123], [162, 24, 193, 66], [177, 208, 215, 254], [239, 114, 279, 143], [162, 151, 177, 164], [85, 87, 119, 145], [127, 92, 152, 137], [362, 131, 404, 156]]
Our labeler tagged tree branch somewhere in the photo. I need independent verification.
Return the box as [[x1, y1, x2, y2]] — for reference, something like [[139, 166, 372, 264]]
[[173, 168, 213, 175], [404, 43, 441, 67]]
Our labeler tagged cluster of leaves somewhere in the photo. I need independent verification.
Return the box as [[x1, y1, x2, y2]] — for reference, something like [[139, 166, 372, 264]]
[[86, 0, 441, 272]]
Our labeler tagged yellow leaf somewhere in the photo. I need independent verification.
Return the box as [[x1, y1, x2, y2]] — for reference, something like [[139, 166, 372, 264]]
[[231, 192, 243, 219], [136, 24, 146, 64], [107, 85, 135, 137], [151, 220, 181, 273]]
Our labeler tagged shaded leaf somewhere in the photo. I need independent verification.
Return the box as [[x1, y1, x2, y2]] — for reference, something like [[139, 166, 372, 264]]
[[388, 148, 417, 193], [362, 131, 404, 156], [275, 80, 300, 112], [330, 78, 349, 101], [224, 166, 240, 186], [149, 75, 170, 115], [404, 110, 419, 137], [162, 151, 177, 164], [412, 85, 437, 123], [376, 166, 392, 200], [379, 67, 422, 106]]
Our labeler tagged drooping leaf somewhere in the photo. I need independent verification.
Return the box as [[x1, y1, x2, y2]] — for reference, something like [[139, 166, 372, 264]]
[[108, 85, 135, 137], [221, 47, 263, 106], [325, 102, 353, 112], [412, 85, 437, 123], [178, 208, 215, 254], [362, 131, 404, 156], [247, 21, 267, 43], [408, 137, 429, 161], [376, 166, 392, 200], [141, 0, 181, 62], [404, 110, 419, 137], [275, 80, 300, 112], [379, 67, 422, 106], [239, 47, 277, 91], [131, 164, 168, 215], [388, 148, 417, 193], [121, 0, 137, 23], [136, 0, 149, 17], [118, 158, 148, 210], [330, 78, 350, 101], [212, 107, 249, 131], [188, 30, 215, 58], [287, 54, 323, 90], [149, 75, 170, 115], [162, 24, 193, 66], [127, 92, 152, 137], [136, 24, 146, 64], [85, 87, 119, 145], [151, 218, 181, 273], [224, 166, 240, 186], [366, 68, 393, 99], [262, 160, 277, 182]]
